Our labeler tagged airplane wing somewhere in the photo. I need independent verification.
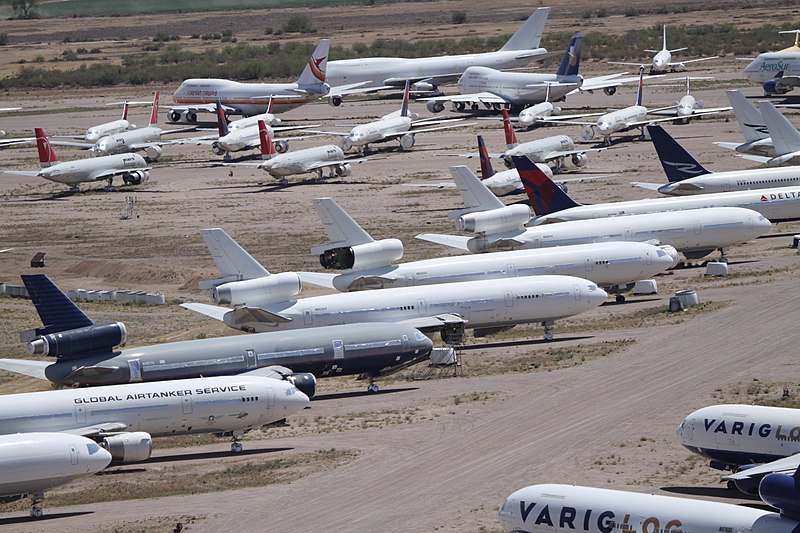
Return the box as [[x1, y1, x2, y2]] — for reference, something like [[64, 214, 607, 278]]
[[609, 61, 652, 68], [63, 422, 130, 437], [668, 56, 719, 66], [400, 121, 475, 136], [737, 154, 771, 164], [0, 358, 49, 380], [242, 364, 295, 379], [169, 103, 239, 115], [304, 158, 367, 172], [536, 117, 597, 126], [399, 313, 466, 332], [574, 73, 661, 94], [415, 233, 472, 251], [423, 92, 511, 106], [541, 147, 607, 161], [295, 272, 336, 289], [621, 115, 690, 129], [181, 302, 293, 326], [649, 106, 731, 117], [630, 182, 665, 192], [713, 141, 744, 151], [48, 140, 95, 149], [2, 170, 40, 177], [0, 136, 35, 147], [89, 167, 151, 181], [723, 454, 800, 480]]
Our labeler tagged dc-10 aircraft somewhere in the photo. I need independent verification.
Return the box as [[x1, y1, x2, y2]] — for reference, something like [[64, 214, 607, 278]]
[[610, 24, 718, 75], [415, 165, 771, 258], [323, 8, 551, 103], [498, 479, 800, 533], [677, 404, 800, 494], [187, 229, 608, 341], [737, 102, 800, 167], [714, 90, 774, 158], [633, 125, 800, 195], [309, 196, 676, 302], [0, 274, 432, 394], [3, 128, 150, 191], [741, 29, 800, 95], [0, 433, 112, 518], [512, 154, 800, 225]]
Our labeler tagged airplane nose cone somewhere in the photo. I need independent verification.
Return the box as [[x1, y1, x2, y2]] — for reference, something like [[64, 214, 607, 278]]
[[499, 498, 515, 531], [85, 441, 113, 473], [658, 245, 679, 268], [597, 121, 611, 133], [586, 284, 608, 307], [281, 385, 310, 417]]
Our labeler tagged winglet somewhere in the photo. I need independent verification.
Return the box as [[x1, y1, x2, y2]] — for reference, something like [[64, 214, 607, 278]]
[[513, 155, 581, 215], [258, 119, 277, 159], [199, 228, 270, 289], [21, 274, 93, 336], [477, 135, 495, 178], [502, 109, 518, 149], [310, 197, 374, 255], [34, 128, 59, 167], [215, 100, 229, 138], [148, 90, 159, 127], [647, 125, 710, 182]]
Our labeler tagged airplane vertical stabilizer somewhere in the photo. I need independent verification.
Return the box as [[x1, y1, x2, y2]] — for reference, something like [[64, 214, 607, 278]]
[[513, 155, 582, 215], [635, 67, 645, 106], [200, 228, 270, 289], [34, 128, 58, 168], [258, 120, 277, 159], [758, 101, 800, 154], [448, 165, 506, 219], [148, 91, 159, 127], [647, 125, 711, 182], [556, 32, 582, 77], [296, 39, 331, 88], [501, 109, 519, 149], [312, 198, 374, 250], [121, 101, 129, 120], [726, 90, 769, 143], [477, 135, 496, 178], [22, 274, 93, 336], [400, 80, 411, 118], [215, 100, 229, 138], [499, 7, 550, 51]]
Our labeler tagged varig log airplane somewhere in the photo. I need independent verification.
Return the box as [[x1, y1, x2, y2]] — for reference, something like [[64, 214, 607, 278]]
[[323, 8, 551, 103], [741, 29, 800, 95], [3, 128, 150, 191], [610, 24, 717, 74]]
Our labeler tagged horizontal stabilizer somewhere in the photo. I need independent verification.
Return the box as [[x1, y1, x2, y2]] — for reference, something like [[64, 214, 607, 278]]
[[0, 358, 49, 380], [63, 422, 129, 438], [2, 170, 40, 177], [415, 233, 471, 251], [65, 365, 121, 380], [630, 182, 663, 191], [737, 154, 771, 164], [243, 364, 294, 379], [181, 302, 230, 321], [296, 271, 337, 289]]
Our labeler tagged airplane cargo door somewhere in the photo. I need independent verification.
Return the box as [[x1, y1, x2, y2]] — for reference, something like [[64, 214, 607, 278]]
[[267, 386, 275, 408], [70, 444, 78, 465], [303, 309, 313, 326], [645, 251, 651, 265], [417, 298, 427, 316], [128, 359, 142, 382], [624, 228, 632, 241], [332, 339, 344, 360], [182, 396, 193, 415], [245, 349, 256, 369]]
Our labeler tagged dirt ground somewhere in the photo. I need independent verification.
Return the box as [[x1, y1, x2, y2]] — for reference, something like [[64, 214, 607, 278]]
[[1, 2, 800, 532]]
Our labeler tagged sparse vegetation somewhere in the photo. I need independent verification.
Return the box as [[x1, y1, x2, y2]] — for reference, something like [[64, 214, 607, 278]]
[[451, 11, 467, 25]]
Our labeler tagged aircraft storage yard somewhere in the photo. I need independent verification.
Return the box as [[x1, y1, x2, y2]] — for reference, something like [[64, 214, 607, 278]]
[[2, 1, 800, 531]]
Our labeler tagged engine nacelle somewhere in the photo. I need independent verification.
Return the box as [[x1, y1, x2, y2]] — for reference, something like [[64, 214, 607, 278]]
[[399, 133, 415, 151], [286, 372, 316, 399], [123, 170, 148, 185], [426, 100, 445, 114], [581, 126, 596, 141], [144, 145, 163, 161], [334, 163, 352, 177], [456, 204, 531, 235], [571, 152, 588, 167], [551, 106, 562, 116], [168, 110, 182, 123], [319, 238, 404, 271], [27, 321, 127, 358], [759, 471, 800, 518], [102, 432, 152, 463], [185, 111, 197, 123], [763, 79, 792, 95], [413, 81, 435, 92], [274, 140, 289, 154], [329, 95, 343, 107], [603, 86, 617, 96], [768, 152, 800, 167], [213, 272, 302, 306]]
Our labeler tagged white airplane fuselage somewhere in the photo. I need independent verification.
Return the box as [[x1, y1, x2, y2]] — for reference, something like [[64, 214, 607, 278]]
[[38, 153, 148, 186], [228, 112, 280, 130], [0, 375, 308, 438], [172, 79, 324, 115], [457, 67, 579, 105], [743, 52, 800, 84], [499, 484, 786, 533], [261, 145, 345, 178], [676, 94, 697, 117], [594, 105, 648, 138], [346, 116, 412, 147], [503, 135, 575, 163], [519, 102, 557, 127], [217, 123, 274, 153], [85, 119, 134, 142], [330, 241, 677, 292], [483, 166, 552, 196], [651, 49, 673, 72], [656, 166, 800, 195], [93, 126, 162, 155], [0, 433, 112, 499]]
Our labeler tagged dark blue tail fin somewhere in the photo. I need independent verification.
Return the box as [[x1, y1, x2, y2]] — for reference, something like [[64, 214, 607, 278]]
[[477, 135, 495, 178], [512, 156, 581, 215], [22, 274, 93, 336], [647, 125, 710, 182], [556, 31, 582, 77]]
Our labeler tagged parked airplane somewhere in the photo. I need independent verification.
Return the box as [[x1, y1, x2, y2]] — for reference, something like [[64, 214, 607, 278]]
[[516, 84, 605, 129], [415, 165, 771, 259], [714, 90, 774, 157], [85, 101, 135, 142], [677, 404, 800, 494], [499, 480, 799, 533], [0, 274, 432, 394], [514, 154, 800, 225], [742, 29, 800, 95], [0, 433, 112, 518], [2, 128, 150, 190], [737, 102, 800, 166], [648, 77, 730, 123], [310, 196, 676, 302], [610, 24, 717, 74], [633, 125, 800, 195], [213, 120, 363, 184], [323, 7, 551, 102]]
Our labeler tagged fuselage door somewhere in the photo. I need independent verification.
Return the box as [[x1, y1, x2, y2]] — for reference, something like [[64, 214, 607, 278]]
[[584, 256, 593, 272], [417, 298, 426, 316], [182, 396, 193, 415], [245, 349, 257, 369], [504, 291, 513, 307], [128, 359, 142, 382], [624, 227, 632, 241], [75, 403, 87, 424], [332, 339, 344, 360], [70, 445, 78, 465], [574, 285, 581, 301], [694, 220, 703, 235], [507, 264, 516, 278], [303, 309, 313, 325]]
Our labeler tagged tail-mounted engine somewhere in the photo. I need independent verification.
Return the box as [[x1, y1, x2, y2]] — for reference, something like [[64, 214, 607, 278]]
[[759, 471, 800, 519], [26, 321, 127, 359], [102, 432, 152, 463], [455, 204, 531, 235], [212, 272, 302, 307], [319, 238, 403, 271]]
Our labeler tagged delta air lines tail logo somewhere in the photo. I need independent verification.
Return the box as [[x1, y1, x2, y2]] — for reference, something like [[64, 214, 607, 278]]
[[309, 55, 327, 82], [519, 164, 556, 215]]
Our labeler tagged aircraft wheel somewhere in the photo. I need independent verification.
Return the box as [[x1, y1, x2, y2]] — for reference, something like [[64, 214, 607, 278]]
[[615, 294, 626, 304], [231, 442, 243, 453], [727, 480, 736, 491], [30, 506, 43, 518], [367, 384, 380, 394]]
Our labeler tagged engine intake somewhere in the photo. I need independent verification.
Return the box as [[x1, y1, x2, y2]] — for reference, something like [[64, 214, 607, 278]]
[[213, 272, 301, 307], [27, 321, 127, 358], [319, 239, 403, 271], [286, 372, 316, 399], [456, 204, 531, 235], [103, 432, 152, 463]]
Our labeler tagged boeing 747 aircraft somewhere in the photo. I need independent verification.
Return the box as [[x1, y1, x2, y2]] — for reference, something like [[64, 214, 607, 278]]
[[741, 29, 800, 95]]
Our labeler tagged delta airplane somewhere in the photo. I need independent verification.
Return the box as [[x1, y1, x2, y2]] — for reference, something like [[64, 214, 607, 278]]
[[499, 478, 800, 533], [214, 120, 363, 184], [610, 24, 718, 74], [633, 125, 800, 195], [714, 90, 774, 157], [3, 128, 150, 190], [186, 229, 608, 341], [323, 8, 551, 102], [648, 77, 730, 123], [513, 153, 800, 225], [415, 165, 771, 258], [742, 29, 800, 95], [0, 433, 112, 518], [0, 274, 432, 394], [310, 196, 676, 302], [677, 404, 800, 494]]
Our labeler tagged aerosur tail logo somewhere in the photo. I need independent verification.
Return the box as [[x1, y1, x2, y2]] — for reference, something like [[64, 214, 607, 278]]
[[309, 55, 327, 82], [664, 161, 703, 175]]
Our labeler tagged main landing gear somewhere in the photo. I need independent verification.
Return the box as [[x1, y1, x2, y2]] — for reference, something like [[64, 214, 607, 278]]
[[230, 430, 244, 453], [542, 320, 555, 342]]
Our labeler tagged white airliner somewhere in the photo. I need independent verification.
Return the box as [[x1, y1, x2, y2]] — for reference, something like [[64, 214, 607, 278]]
[[737, 102, 800, 167], [648, 77, 730, 123], [633, 125, 800, 195], [323, 8, 551, 102], [610, 24, 718, 74], [678, 404, 800, 493], [714, 90, 774, 157], [3, 128, 150, 190], [309, 196, 676, 302], [499, 482, 796, 533], [741, 29, 800, 95], [84, 101, 136, 142], [0, 433, 112, 518], [415, 165, 771, 259], [214, 120, 363, 184]]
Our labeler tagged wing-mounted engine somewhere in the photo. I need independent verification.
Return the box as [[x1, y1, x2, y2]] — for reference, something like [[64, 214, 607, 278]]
[[25, 321, 127, 359], [426, 101, 445, 113], [764, 74, 793, 96], [334, 163, 351, 177], [168, 109, 197, 123], [212, 272, 301, 307], [144, 145, 163, 161], [284, 372, 316, 399], [319, 238, 403, 271], [455, 204, 531, 235], [122, 170, 149, 185], [102, 432, 152, 463], [603, 86, 617, 96], [571, 153, 588, 167]]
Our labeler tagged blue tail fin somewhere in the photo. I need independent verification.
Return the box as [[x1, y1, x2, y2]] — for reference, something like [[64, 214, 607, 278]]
[[477, 135, 495, 178], [556, 32, 582, 77], [512, 156, 581, 215], [635, 66, 644, 106], [400, 80, 411, 118], [647, 125, 710, 182], [21, 274, 93, 336]]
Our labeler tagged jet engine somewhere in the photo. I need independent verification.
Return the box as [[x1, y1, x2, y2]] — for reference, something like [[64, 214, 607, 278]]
[[766, 152, 800, 167], [319, 238, 403, 270], [285, 372, 316, 399], [581, 126, 596, 141], [26, 321, 127, 359], [413, 81, 435, 92], [144, 145, 163, 161], [334, 163, 352, 177], [426, 101, 445, 114], [399, 133, 416, 151], [456, 204, 531, 235], [168, 110, 183, 123], [212, 272, 302, 307], [759, 471, 800, 518], [340, 138, 354, 152], [122, 170, 149, 185], [329, 95, 343, 107], [603, 87, 617, 96], [571, 153, 588, 167], [102, 432, 152, 463], [274, 140, 289, 154]]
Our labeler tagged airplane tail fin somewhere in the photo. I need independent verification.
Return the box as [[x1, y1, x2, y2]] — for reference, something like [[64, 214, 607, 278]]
[[499, 7, 551, 51], [215, 100, 229, 138], [501, 109, 518, 149], [258, 119, 277, 159], [148, 90, 159, 127], [199, 228, 270, 289], [34, 128, 59, 167], [647, 125, 710, 182], [725, 90, 768, 143], [477, 135, 495, 178], [311, 198, 374, 253], [121, 101, 129, 120], [556, 31, 582, 77], [448, 165, 506, 219], [512, 155, 581, 215], [662, 24, 667, 51], [21, 274, 93, 336], [296, 39, 331, 87], [635, 67, 645, 106], [758, 101, 800, 155], [400, 80, 411, 118]]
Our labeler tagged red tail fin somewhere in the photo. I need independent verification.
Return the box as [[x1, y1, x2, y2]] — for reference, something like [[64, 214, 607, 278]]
[[502, 109, 518, 148], [258, 120, 276, 158], [215, 101, 229, 138], [477, 135, 495, 178], [34, 128, 58, 167], [267, 97, 274, 114], [148, 91, 159, 127], [121, 101, 129, 120]]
